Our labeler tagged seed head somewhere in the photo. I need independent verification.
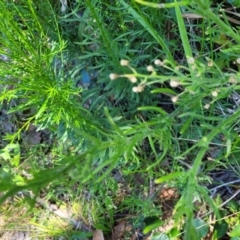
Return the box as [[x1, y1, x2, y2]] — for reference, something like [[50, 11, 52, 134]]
[[208, 60, 213, 67], [128, 76, 137, 83], [147, 65, 154, 72], [170, 79, 179, 88], [109, 73, 119, 80], [154, 59, 164, 66], [211, 91, 218, 97], [204, 104, 210, 109], [187, 57, 195, 64], [132, 85, 144, 92], [171, 96, 178, 103], [120, 59, 129, 66]]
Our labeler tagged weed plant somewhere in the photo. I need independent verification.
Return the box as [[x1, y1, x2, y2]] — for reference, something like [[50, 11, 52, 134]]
[[0, 0, 240, 239]]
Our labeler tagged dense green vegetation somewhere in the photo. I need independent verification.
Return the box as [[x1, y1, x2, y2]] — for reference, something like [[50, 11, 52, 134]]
[[0, 0, 240, 239]]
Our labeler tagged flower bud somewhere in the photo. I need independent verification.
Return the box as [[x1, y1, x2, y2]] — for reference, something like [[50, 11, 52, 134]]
[[129, 76, 137, 83], [147, 65, 154, 72], [120, 59, 129, 66], [187, 57, 195, 64], [132, 85, 144, 92], [211, 91, 218, 97], [109, 73, 119, 80], [204, 104, 210, 109], [154, 59, 164, 66], [171, 96, 178, 103], [170, 79, 179, 88]]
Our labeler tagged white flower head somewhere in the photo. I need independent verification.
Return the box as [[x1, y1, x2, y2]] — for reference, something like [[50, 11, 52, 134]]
[[154, 59, 164, 66], [109, 73, 119, 80], [204, 104, 210, 109], [171, 96, 178, 103], [132, 85, 144, 93], [120, 59, 129, 66], [147, 65, 154, 72], [128, 76, 137, 83], [211, 91, 218, 97], [170, 79, 179, 88]]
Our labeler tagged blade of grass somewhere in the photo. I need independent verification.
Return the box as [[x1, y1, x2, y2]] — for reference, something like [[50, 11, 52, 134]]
[[135, 0, 189, 8], [85, 0, 120, 67], [193, 0, 240, 42], [174, 0, 193, 72], [183, 109, 240, 239], [120, 0, 175, 65]]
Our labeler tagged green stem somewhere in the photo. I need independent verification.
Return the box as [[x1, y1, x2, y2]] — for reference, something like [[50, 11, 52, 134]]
[[184, 109, 240, 239], [135, 0, 189, 8], [194, 0, 240, 42]]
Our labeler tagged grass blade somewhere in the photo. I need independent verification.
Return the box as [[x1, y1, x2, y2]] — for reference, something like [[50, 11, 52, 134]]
[[120, 0, 175, 65]]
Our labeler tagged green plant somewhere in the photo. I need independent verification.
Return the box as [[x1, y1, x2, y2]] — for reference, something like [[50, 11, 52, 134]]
[[1, 0, 240, 239]]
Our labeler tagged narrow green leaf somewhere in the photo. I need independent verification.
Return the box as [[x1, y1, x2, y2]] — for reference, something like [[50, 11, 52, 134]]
[[146, 144, 168, 170], [104, 107, 123, 135], [138, 106, 167, 116], [174, 1, 192, 59], [178, 112, 222, 121], [120, 0, 175, 65], [143, 219, 163, 234], [135, 0, 189, 8], [151, 88, 177, 95], [35, 99, 48, 119], [180, 117, 193, 134], [155, 172, 183, 184], [226, 139, 231, 157]]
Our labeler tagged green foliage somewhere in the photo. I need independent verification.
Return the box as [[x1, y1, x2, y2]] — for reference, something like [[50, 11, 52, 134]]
[[0, 0, 240, 239], [192, 218, 209, 238], [228, 0, 240, 7], [231, 225, 240, 237], [151, 233, 170, 240]]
